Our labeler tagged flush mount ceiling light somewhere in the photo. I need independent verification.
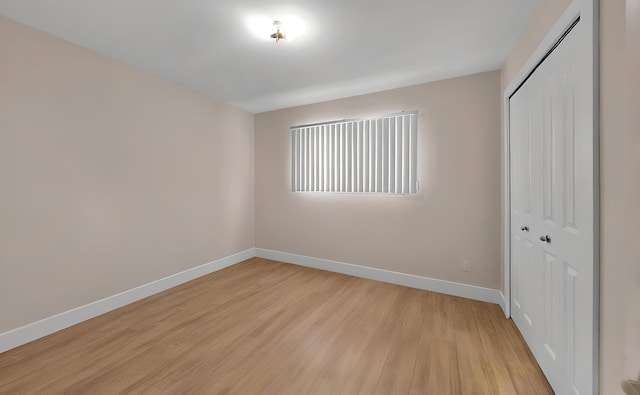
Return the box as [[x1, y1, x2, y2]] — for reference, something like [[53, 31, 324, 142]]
[[270, 20, 286, 43], [246, 15, 307, 43]]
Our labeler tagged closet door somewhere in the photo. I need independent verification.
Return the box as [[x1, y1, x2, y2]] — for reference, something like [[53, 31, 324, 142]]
[[509, 20, 595, 395], [509, 70, 543, 350]]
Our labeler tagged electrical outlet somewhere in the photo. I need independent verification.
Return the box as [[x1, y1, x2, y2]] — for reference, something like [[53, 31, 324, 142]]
[[462, 260, 472, 273]]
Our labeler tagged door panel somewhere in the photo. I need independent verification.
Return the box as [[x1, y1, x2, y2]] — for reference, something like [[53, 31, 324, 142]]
[[564, 262, 579, 393]]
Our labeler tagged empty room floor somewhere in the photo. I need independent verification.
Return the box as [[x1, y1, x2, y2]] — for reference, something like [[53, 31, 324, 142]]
[[0, 258, 553, 394]]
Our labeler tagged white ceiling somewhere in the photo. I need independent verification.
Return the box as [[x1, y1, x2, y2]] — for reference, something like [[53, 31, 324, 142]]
[[0, 0, 539, 113]]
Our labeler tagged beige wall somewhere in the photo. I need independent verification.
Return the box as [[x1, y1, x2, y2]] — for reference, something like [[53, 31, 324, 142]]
[[255, 71, 501, 290], [624, 0, 640, 382], [601, 0, 640, 389], [0, 16, 255, 333], [600, 2, 629, 392], [500, 0, 640, 393]]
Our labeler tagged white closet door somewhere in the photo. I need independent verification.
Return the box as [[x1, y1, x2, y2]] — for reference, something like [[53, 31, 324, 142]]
[[509, 20, 595, 395], [509, 71, 540, 348]]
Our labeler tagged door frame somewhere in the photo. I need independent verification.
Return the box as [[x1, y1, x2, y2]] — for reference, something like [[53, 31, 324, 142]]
[[501, 0, 599, 392]]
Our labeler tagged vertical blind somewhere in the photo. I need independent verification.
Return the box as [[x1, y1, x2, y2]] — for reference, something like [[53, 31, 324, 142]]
[[291, 111, 418, 194]]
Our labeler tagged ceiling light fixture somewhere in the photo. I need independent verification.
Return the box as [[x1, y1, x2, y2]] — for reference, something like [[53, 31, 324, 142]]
[[246, 15, 306, 43], [270, 20, 286, 43]]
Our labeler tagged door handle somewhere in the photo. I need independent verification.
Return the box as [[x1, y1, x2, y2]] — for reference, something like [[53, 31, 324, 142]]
[[520, 226, 529, 232], [539, 235, 551, 243]]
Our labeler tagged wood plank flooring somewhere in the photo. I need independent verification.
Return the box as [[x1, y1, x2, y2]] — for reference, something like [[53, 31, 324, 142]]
[[0, 258, 553, 394]]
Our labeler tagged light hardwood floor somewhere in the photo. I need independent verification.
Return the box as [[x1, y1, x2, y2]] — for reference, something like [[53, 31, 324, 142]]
[[0, 258, 553, 394]]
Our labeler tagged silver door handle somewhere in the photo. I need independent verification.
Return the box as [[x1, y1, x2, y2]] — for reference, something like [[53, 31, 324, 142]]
[[540, 235, 551, 243], [520, 226, 529, 232]]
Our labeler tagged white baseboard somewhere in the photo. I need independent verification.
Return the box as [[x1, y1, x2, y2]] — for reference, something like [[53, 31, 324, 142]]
[[1, 247, 504, 354], [255, 248, 502, 305], [498, 291, 508, 317], [0, 248, 256, 354]]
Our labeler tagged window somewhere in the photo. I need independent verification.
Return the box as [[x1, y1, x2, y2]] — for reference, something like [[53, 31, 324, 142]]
[[291, 111, 418, 194]]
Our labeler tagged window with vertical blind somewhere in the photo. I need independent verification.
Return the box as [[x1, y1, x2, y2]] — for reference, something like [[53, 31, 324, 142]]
[[291, 111, 418, 194]]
